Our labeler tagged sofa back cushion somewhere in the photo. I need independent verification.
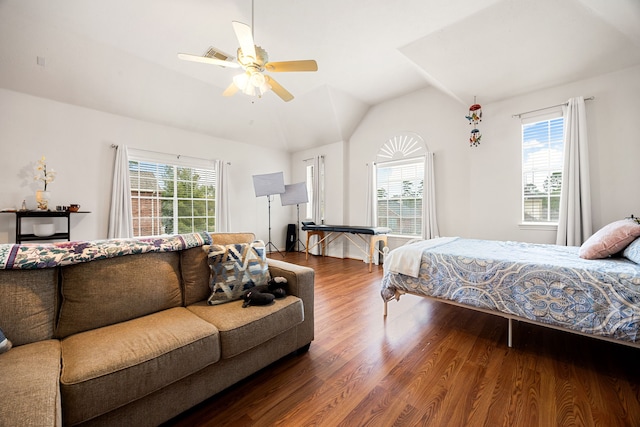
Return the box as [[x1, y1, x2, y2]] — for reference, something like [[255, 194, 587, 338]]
[[181, 246, 210, 306], [55, 252, 182, 338], [0, 269, 58, 346], [210, 232, 256, 246], [181, 232, 256, 305]]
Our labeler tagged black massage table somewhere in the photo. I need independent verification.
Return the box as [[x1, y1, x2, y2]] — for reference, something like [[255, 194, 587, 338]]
[[301, 222, 391, 272]]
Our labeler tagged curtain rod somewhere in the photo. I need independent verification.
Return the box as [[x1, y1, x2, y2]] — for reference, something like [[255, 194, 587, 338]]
[[512, 96, 594, 119], [373, 154, 427, 167], [110, 144, 230, 165]]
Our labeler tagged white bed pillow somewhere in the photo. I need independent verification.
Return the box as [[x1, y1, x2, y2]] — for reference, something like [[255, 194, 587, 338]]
[[579, 219, 640, 260], [623, 237, 640, 265]]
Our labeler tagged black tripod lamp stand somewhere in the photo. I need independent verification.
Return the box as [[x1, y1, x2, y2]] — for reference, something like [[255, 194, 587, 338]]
[[252, 172, 286, 257], [280, 182, 309, 253]]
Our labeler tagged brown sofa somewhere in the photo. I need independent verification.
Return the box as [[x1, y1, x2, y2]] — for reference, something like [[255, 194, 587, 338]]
[[0, 232, 314, 426]]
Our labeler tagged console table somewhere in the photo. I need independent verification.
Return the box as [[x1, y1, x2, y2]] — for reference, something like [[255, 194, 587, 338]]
[[2, 210, 90, 243]]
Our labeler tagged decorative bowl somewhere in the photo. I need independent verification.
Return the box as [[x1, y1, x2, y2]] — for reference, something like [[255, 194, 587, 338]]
[[68, 204, 80, 212], [33, 223, 56, 237]]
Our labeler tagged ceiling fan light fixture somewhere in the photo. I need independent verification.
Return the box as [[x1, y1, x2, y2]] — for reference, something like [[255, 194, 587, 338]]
[[233, 69, 271, 98], [249, 71, 265, 87], [233, 72, 250, 90], [243, 84, 256, 97], [258, 79, 271, 96]]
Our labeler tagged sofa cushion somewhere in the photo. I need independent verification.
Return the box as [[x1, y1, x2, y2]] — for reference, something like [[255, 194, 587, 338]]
[[60, 307, 220, 426], [209, 232, 256, 245], [207, 240, 270, 305], [0, 340, 62, 427], [188, 296, 304, 359], [181, 245, 211, 306], [0, 268, 58, 346], [56, 251, 182, 338]]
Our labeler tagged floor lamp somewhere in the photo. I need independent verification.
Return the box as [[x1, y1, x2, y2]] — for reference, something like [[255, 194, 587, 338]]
[[252, 172, 285, 257], [280, 182, 309, 253]]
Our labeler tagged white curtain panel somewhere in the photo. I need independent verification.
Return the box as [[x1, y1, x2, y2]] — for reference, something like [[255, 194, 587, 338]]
[[107, 145, 133, 239], [309, 155, 324, 255], [364, 162, 377, 227], [364, 162, 378, 264], [215, 160, 230, 232], [422, 152, 440, 239], [312, 155, 324, 223], [556, 96, 592, 246]]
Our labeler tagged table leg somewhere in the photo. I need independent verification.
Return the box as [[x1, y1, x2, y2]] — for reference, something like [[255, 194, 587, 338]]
[[306, 230, 326, 259], [369, 235, 388, 272]]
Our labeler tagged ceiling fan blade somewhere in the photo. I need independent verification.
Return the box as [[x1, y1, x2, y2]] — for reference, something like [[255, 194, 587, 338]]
[[222, 82, 239, 97], [265, 60, 318, 72], [265, 76, 294, 102], [232, 21, 257, 61], [177, 53, 240, 68]]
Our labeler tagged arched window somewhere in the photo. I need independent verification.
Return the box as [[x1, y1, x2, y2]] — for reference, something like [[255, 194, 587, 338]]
[[375, 133, 428, 237]]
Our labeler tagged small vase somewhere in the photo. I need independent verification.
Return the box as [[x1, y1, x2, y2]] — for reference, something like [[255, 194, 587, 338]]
[[35, 190, 51, 211]]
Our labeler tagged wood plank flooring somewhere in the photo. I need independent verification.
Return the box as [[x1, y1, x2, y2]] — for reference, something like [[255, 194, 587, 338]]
[[165, 252, 640, 426]]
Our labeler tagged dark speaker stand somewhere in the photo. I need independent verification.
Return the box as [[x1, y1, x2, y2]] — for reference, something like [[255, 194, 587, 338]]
[[266, 195, 284, 257]]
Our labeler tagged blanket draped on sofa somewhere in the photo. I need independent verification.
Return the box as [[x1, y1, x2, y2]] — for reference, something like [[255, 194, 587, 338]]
[[0, 231, 211, 269]]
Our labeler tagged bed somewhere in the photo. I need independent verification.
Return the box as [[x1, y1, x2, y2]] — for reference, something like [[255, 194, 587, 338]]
[[381, 237, 640, 348], [302, 222, 390, 272]]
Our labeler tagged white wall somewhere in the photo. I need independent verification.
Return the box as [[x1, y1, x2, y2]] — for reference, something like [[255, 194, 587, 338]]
[[468, 65, 640, 243], [347, 86, 471, 257], [345, 65, 640, 258], [0, 88, 291, 246]]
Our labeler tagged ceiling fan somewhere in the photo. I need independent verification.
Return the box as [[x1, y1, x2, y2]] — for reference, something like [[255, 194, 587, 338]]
[[177, 2, 317, 102]]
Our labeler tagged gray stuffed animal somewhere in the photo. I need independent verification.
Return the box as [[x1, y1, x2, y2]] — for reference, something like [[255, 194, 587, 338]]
[[242, 276, 287, 308], [0, 328, 12, 354]]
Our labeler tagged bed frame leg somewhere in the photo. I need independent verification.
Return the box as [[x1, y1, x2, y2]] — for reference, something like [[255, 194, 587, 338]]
[[508, 318, 513, 347]]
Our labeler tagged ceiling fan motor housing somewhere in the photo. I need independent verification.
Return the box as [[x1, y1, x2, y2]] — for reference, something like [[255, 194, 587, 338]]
[[238, 45, 268, 71]]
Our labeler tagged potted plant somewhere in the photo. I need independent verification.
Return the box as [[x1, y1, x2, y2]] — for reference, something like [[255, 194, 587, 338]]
[[34, 156, 56, 210]]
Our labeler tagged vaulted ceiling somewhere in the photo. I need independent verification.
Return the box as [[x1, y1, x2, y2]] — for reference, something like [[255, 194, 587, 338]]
[[1, 0, 639, 152]]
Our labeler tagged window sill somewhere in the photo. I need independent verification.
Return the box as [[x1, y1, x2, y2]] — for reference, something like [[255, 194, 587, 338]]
[[387, 234, 422, 239], [518, 222, 558, 231]]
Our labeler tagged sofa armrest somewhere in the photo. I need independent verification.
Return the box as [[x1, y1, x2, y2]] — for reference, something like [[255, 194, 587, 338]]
[[267, 259, 314, 349]]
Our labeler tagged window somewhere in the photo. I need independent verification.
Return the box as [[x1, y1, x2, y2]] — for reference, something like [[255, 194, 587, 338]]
[[376, 159, 424, 236], [129, 158, 217, 237], [374, 133, 427, 237], [522, 116, 564, 223]]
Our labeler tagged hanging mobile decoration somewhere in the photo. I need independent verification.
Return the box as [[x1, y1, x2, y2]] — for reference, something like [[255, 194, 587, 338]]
[[466, 96, 482, 147]]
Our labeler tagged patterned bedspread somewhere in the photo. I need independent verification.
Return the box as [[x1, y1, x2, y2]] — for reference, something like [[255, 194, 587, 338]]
[[0, 232, 211, 269], [381, 238, 640, 344]]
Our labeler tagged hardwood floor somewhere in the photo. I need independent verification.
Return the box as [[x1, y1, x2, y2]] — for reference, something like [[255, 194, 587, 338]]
[[165, 252, 640, 426]]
